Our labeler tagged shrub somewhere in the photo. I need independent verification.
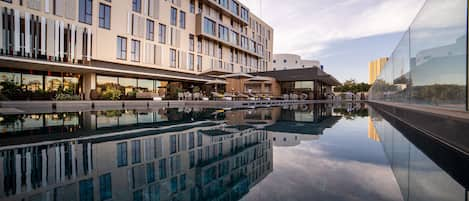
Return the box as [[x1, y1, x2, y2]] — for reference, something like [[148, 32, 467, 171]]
[[101, 87, 122, 100], [55, 93, 81, 101]]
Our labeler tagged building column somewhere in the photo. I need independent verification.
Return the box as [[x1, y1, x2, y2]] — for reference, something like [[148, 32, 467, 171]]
[[83, 72, 96, 100]]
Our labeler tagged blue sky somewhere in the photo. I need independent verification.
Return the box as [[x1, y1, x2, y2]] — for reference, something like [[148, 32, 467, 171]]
[[239, 0, 426, 83]]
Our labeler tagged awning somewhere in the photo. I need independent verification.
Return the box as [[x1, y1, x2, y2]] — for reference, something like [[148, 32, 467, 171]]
[[0, 56, 214, 83], [206, 79, 227, 85]]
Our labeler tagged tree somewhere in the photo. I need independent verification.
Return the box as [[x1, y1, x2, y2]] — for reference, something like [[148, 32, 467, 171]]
[[334, 79, 370, 94]]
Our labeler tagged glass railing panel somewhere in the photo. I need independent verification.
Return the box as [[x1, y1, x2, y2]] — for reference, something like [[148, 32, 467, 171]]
[[409, 0, 467, 109]]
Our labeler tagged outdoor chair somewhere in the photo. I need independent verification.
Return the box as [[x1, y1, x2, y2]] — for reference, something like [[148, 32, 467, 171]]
[[193, 92, 201, 101], [283, 94, 290, 100], [178, 92, 184, 101], [185, 92, 193, 101]]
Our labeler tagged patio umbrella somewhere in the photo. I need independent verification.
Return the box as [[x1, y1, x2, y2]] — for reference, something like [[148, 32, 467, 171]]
[[219, 73, 254, 79], [246, 76, 272, 82]]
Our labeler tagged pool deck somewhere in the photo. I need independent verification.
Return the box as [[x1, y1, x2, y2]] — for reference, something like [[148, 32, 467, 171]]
[[0, 100, 355, 115]]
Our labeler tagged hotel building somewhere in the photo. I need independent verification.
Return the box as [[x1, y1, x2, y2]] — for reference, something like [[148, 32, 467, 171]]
[[368, 57, 388, 85], [0, 0, 274, 100]]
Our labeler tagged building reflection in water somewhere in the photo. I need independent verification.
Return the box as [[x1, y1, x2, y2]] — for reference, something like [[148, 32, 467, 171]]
[[370, 108, 469, 201], [0, 104, 342, 201]]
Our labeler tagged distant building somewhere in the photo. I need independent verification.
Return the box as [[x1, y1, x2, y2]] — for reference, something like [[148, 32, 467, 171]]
[[272, 54, 321, 71], [368, 57, 389, 84]]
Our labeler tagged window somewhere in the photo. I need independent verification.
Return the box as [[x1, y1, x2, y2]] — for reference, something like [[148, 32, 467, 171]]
[[188, 53, 194, 70], [189, 34, 194, 52], [197, 55, 202, 72], [131, 40, 141, 62], [241, 7, 249, 21], [79, 179, 94, 201], [79, 0, 93, 24], [197, 38, 202, 53], [132, 0, 141, 13], [159, 159, 167, 179], [203, 17, 216, 36], [99, 174, 112, 201], [116, 142, 128, 167], [230, 0, 239, 15], [147, 163, 155, 183], [131, 140, 141, 164], [219, 0, 228, 8], [158, 24, 166, 44], [116, 37, 127, 60], [146, 19, 154, 41], [170, 135, 177, 154], [170, 7, 177, 26], [218, 25, 229, 41], [99, 4, 111, 29], [179, 11, 186, 29], [189, 0, 195, 13], [170, 49, 176, 67]]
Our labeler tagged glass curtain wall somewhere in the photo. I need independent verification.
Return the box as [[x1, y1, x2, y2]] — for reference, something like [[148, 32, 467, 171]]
[[369, 0, 468, 111]]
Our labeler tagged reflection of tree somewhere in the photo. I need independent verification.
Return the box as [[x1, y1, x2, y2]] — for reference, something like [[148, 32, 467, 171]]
[[411, 84, 465, 104]]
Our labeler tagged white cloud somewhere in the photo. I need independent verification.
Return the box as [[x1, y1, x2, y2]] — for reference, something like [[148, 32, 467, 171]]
[[238, 0, 425, 59]]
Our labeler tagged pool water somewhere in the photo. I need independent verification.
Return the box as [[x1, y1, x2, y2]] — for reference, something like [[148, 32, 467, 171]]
[[0, 104, 467, 201]]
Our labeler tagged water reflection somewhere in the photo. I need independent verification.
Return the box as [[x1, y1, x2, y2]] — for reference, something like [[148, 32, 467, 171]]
[[370, 108, 469, 201], [0, 104, 345, 201]]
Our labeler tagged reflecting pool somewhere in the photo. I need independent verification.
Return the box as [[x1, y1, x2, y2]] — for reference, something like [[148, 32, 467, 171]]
[[0, 104, 467, 201]]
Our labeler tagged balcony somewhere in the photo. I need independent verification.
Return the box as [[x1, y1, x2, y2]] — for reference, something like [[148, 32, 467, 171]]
[[196, 14, 264, 59], [199, 0, 249, 26]]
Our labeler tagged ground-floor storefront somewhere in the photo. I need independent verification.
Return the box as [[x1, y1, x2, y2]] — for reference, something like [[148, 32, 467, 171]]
[[0, 57, 212, 101]]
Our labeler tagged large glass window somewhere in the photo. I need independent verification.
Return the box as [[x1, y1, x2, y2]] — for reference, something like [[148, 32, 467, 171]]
[[119, 77, 137, 96], [170, 7, 177, 26], [146, 19, 154, 41], [0, 72, 21, 85], [79, 0, 93, 25], [97, 75, 118, 94], [63, 76, 79, 93], [158, 24, 166, 44], [116, 36, 127, 60], [131, 40, 141, 62], [99, 3, 111, 29], [99, 173, 112, 201], [45, 76, 63, 92], [22, 74, 43, 92], [137, 79, 154, 93]]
